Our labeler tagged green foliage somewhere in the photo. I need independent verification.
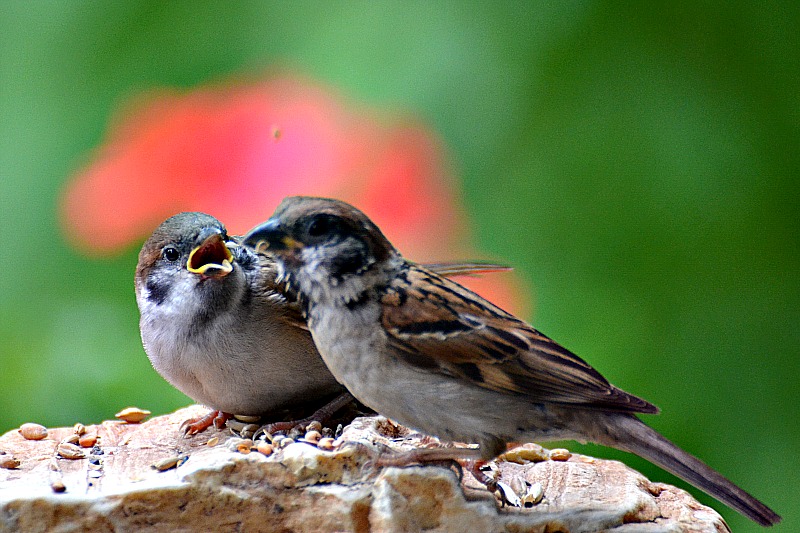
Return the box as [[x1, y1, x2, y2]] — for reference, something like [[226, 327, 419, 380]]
[[0, 3, 796, 529]]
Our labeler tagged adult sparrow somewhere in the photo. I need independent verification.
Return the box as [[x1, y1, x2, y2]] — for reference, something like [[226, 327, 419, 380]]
[[242, 197, 781, 527], [135, 212, 507, 434]]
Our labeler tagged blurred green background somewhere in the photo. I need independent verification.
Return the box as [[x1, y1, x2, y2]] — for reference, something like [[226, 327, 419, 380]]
[[1, 2, 797, 530]]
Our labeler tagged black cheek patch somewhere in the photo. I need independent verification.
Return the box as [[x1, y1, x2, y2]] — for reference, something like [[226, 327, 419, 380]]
[[146, 277, 171, 305], [329, 246, 369, 278]]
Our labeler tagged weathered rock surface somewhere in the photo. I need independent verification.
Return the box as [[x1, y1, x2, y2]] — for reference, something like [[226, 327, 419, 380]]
[[0, 405, 729, 533]]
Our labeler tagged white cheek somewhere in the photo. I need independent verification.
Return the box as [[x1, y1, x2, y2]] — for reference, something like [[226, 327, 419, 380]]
[[138, 275, 202, 321]]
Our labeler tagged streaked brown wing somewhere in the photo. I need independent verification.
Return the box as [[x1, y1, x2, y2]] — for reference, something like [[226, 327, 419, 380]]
[[380, 264, 658, 414]]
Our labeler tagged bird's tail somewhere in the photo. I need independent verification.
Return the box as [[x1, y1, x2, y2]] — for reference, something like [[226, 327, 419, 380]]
[[596, 414, 781, 527]]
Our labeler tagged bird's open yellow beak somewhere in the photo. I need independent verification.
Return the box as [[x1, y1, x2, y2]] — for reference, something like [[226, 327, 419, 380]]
[[187, 232, 234, 278]]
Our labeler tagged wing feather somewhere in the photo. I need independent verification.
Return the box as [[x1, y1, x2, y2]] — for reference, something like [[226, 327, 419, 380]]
[[381, 264, 658, 414]]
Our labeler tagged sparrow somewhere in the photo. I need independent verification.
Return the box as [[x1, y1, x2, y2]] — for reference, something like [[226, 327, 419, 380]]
[[242, 196, 781, 527], [135, 212, 508, 434]]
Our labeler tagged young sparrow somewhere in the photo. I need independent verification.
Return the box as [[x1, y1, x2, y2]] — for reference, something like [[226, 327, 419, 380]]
[[242, 197, 781, 527], [135, 212, 506, 434]]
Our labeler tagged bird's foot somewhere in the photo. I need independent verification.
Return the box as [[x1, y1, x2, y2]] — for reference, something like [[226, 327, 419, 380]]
[[180, 410, 231, 436], [253, 392, 354, 439], [368, 447, 522, 506]]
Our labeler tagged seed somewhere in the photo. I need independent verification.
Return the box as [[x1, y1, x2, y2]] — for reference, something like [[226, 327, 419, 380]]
[[317, 437, 335, 451], [150, 455, 181, 472], [57, 442, 86, 460], [501, 446, 549, 464], [19, 423, 48, 441], [115, 407, 151, 423], [521, 482, 544, 507], [78, 433, 98, 448], [73, 423, 86, 436], [256, 442, 274, 456], [61, 434, 79, 445], [278, 437, 294, 448], [206, 436, 219, 447], [549, 448, 572, 461], [495, 481, 522, 507], [226, 438, 252, 452], [233, 439, 254, 454], [303, 430, 322, 444], [0, 456, 20, 469], [50, 470, 66, 493], [152, 455, 186, 471], [306, 421, 323, 433]]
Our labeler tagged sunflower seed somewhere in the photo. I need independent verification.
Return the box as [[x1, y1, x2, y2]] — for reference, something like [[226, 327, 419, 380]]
[[57, 442, 85, 460]]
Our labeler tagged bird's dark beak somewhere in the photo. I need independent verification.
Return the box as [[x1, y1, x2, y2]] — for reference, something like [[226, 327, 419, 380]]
[[187, 230, 234, 278], [242, 219, 299, 254]]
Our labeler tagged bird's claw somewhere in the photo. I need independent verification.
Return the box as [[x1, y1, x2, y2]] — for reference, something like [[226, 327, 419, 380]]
[[180, 410, 231, 436]]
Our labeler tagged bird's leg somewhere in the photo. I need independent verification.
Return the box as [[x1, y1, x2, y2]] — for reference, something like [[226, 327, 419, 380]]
[[181, 410, 231, 436], [464, 459, 497, 492], [371, 444, 522, 505], [255, 392, 354, 437]]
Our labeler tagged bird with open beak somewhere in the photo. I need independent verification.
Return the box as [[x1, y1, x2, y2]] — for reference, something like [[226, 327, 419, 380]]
[[135, 211, 508, 434]]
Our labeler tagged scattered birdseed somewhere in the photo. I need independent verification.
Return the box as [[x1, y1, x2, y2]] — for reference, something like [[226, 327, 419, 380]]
[[115, 407, 151, 423], [306, 421, 323, 433], [73, 423, 86, 436], [206, 436, 219, 447], [521, 482, 544, 507], [0, 455, 20, 469], [256, 442, 274, 456], [56, 442, 85, 460], [61, 434, 79, 445], [303, 430, 322, 444], [501, 446, 549, 464], [495, 481, 522, 507], [78, 433, 98, 448], [18, 423, 48, 441], [549, 448, 571, 461], [226, 438, 254, 453], [50, 479, 66, 493], [317, 437, 335, 451], [152, 455, 187, 471]]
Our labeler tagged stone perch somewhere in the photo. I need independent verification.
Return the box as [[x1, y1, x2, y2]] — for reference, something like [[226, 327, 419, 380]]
[[0, 405, 729, 532]]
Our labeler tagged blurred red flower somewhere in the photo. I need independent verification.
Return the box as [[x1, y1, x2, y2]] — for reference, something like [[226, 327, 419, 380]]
[[60, 72, 527, 315]]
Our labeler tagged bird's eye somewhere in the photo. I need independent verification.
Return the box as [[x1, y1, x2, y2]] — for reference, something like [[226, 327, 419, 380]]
[[306, 214, 340, 238], [163, 247, 180, 261]]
